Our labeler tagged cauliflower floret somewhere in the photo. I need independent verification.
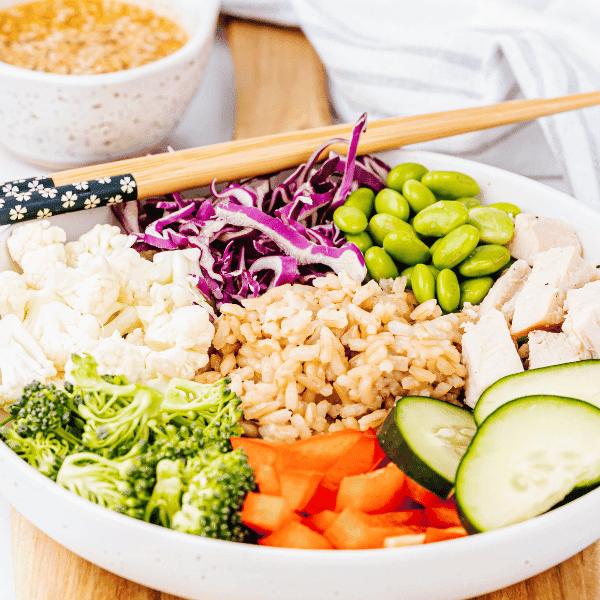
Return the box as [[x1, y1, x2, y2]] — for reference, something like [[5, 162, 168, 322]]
[[67, 331, 150, 383], [64, 223, 132, 267], [106, 246, 157, 306], [0, 271, 31, 320], [152, 248, 203, 285], [143, 304, 215, 355], [146, 346, 211, 381], [24, 300, 101, 370], [0, 313, 57, 406], [20, 243, 67, 289], [49, 254, 121, 319], [7, 220, 67, 266]]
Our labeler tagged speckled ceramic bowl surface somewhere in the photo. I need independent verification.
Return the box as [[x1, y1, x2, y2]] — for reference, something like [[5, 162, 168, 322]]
[[0, 0, 220, 169]]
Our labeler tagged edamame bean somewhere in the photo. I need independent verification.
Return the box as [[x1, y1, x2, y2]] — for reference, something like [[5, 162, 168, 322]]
[[458, 244, 511, 277], [455, 197, 480, 210], [402, 264, 439, 289], [364, 246, 400, 281], [467, 206, 514, 244], [383, 230, 431, 265], [431, 224, 480, 269], [402, 179, 437, 213], [411, 263, 436, 304], [436, 268, 460, 313], [345, 187, 375, 217], [459, 277, 494, 306], [421, 171, 480, 199], [345, 231, 373, 254], [387, 163, 428, 192], [412, 201, 469, 237], [368, 212, 415, 246], [489, 202, 521, 217], [374, 188, 411, 221], [429, 237, 444, 256], [333, 205, 368, 234]]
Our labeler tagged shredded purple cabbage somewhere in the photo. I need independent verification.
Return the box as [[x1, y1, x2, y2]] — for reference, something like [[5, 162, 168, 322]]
[[113, 114, 390, 307]]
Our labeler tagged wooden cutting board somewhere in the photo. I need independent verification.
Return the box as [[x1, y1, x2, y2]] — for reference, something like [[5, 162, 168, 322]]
[[10, 16, 600, 600]]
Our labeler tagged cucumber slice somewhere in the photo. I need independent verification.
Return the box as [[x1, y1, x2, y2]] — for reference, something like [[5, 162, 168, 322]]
[[455, 395, 600, 533], [473, 359, 600, 426], [377, 396, 476, 499]]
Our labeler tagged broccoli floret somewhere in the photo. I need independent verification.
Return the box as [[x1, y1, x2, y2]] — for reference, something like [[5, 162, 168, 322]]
[[0, 381, 84, 451], [145, 447, 256, 542], [160, 377, 244, 451], [0, 429, 71, 481], [56, 449, 155, 520], [68, 354, 163, 457], [144, 458, 184, 528]]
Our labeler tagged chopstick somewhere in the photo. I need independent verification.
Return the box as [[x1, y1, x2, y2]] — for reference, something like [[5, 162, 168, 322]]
[[1, 90, 600, 225]]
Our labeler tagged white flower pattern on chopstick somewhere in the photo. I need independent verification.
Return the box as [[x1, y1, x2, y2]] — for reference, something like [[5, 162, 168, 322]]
[[0, 173, 137, 225], [84, 195, 101, 209], [9, 205, 26, 220], [62, 191, 78, 208], [120, 176, 136, 194]]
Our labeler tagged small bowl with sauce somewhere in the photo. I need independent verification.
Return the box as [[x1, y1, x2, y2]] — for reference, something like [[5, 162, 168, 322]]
[[0, 0, 220, 168]]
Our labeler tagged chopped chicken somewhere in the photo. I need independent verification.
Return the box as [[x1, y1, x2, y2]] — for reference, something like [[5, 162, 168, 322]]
[[506, 213, 583, 265], [461, 308, 524, 408], [478, 259, 531, 322], [527, 330, 586, 370], [562, 280, 600, 358], [510, 246, 598, 338]]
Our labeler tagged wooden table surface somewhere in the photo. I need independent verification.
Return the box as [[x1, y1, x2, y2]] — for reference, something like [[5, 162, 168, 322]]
[[11, 16, 600, 600]]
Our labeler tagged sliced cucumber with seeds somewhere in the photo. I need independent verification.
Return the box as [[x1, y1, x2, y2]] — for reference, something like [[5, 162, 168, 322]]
[[377, 396, 476, 499], [456, 395, 600, 533], [473, 359, 600, 425]]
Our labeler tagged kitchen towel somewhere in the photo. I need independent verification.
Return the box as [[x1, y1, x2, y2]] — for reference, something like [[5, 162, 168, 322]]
[[221, 0, 600, 210]]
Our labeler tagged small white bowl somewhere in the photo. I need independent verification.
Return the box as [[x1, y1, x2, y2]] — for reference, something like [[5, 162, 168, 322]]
[[1, 149, 600, 600], [0, 0, 220, 169]]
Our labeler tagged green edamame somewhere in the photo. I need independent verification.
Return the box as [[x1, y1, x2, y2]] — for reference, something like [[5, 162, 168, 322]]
[[368, 212, 415, 246], [456, 197, 481, 210], [374, 188, 411, 221], [411, 263, 436, 304], [402, 264, 439, 289], [467, 206, 514, 244], [436, 269, 461, 313], [459, 277, 494, 306], [429, 237, 444, 256], [412, 201, 469, 237], [345, 231, 373, 254], [383, 230, 431, 265], [386, 163, 428, 192], [489, 202, 521, 217], [345, 187, 376, 217], [364, 246, 400, 281], [402, 179, 437, 213], [333, 205, 368, 234], [458, 244, 511, 277], [421, 171, 480, 199], [431, 224, 480, 270]]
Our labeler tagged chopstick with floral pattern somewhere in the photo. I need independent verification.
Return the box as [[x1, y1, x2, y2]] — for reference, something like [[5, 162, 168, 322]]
[[0, 174, 137, 223]]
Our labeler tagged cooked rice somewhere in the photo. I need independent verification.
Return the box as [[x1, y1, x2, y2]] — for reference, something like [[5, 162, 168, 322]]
[[198, 272, 476, 442]]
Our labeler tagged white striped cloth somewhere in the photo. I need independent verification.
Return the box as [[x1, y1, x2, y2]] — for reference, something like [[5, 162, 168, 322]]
[[221, 0, 600, 210]]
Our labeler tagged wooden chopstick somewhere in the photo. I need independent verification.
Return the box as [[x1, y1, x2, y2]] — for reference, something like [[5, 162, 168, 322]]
[[46, 90, 600, 199]]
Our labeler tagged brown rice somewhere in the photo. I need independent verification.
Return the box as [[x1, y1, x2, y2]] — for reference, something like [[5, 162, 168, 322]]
[[198, 272, 476, 442]]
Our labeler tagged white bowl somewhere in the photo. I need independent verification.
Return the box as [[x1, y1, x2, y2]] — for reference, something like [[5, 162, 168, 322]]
[[1, 148, 600, 600], [0, 0, 220, 169]]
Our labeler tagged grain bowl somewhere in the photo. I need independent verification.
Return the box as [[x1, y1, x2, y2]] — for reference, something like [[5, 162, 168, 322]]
[[1, 148, 600, 600], [0, 0, 220, 169]]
